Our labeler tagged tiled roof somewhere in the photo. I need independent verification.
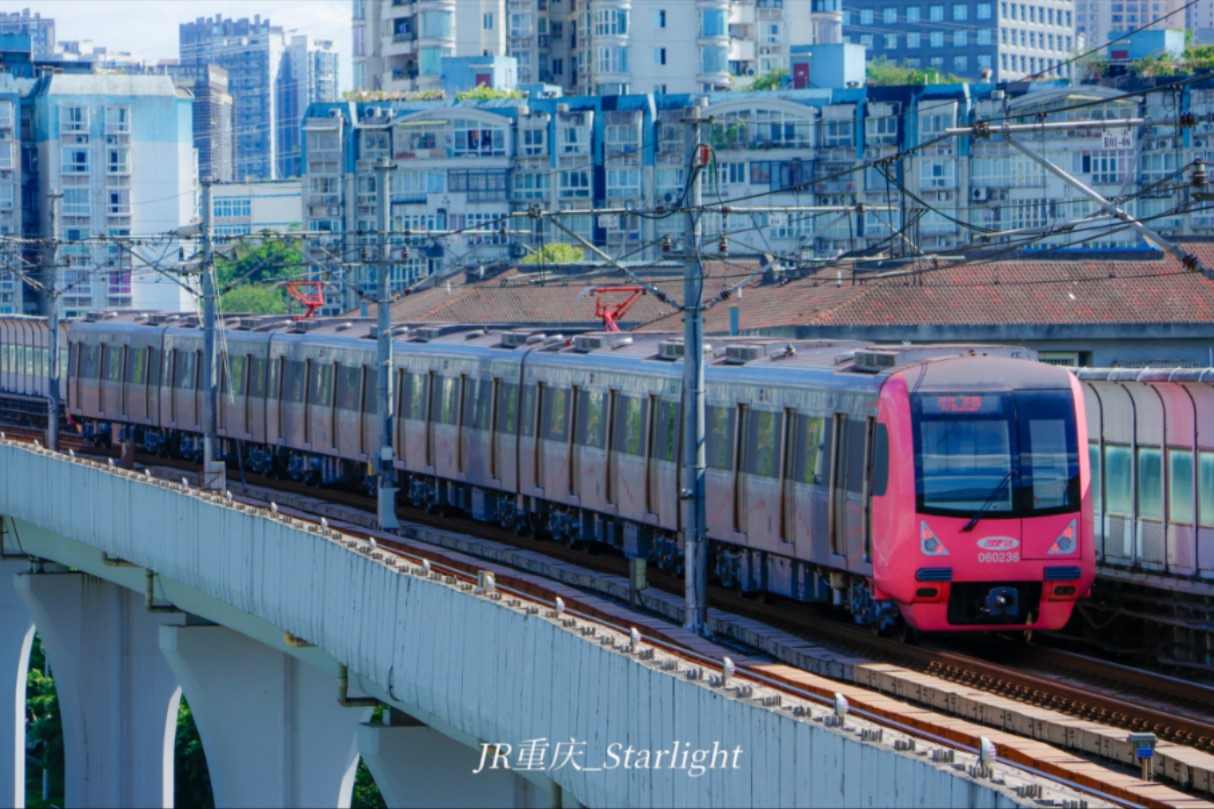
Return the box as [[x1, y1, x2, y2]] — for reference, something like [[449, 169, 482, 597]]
[[646, 249, 1214, 333], [383, 261, 758, 328], [378, 248, 1214, 334]]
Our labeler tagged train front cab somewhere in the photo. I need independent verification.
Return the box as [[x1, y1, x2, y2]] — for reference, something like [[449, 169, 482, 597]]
[[871, 359, 1096, 632]]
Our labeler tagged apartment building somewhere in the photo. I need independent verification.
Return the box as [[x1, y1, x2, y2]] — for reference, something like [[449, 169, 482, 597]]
[[1076, 0, 1187, 52], [353, 0, 845, 95], [32, 74, 197, 316], [179, 16, 339, 181], [0, 8, 55, 59], [300, 76, 1206, 310], [209, 180, 303, 238], [843, 0, 1077, 81]]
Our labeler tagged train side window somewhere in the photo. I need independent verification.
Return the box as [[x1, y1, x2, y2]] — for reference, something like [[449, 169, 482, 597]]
[[870, 423, 889, 496], [1104, 444, 1132, 517], [336, 365, 360, 410], [81, 344, 100, 379], [461, 376, 477, 427], [1198, 451, 1214, 528], [495, 382, 518, 434], [226, 355, 245, 396], [148, 348, 161, 387], [175, 351, 197, 391], [574, 390, 607, 448], [106, 346, 122, 382], [281, 359, 304, 402], [743, 409, 782, 478], [1167, 448, 1194, 525], [521, 385, 538, 437], [126, 346, 146, 386], [1088, 443, 1102, 517], [472, 379, 493, 430], [613, 395, 647, 456], [706, 405, 735, 470], [431, 375, 458, 425], [1137, 447, 1162, 521], [406, 373, 428, 420], [541, 387, 569, 441], [791, 415, 825, 485], [842, 419, 867, 494], [654, 400, 679, 462], [361, 366, 377, 414], [247, 356, 265, 398], [310, 362, 333, 407]]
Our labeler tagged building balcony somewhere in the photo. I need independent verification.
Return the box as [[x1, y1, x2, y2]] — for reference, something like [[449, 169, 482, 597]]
[[383, 34, 418, 56], [730, 40, 755, 61]]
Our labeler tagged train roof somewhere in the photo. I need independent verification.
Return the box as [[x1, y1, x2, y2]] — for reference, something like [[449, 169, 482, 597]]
[[61, 312, 1043, 378]]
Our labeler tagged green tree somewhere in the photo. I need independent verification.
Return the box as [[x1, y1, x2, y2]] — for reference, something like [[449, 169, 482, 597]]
[[866, 58, 965, 86], [221, 285, 289, 314], [352, 760, 387, 809], [25, 637, 63, 809], [455, 85, 524, 101], [174, 697, 214, 809], [520, 243, 584, 264], [216, 240, 302, 314], [747, 68, 789, 91]]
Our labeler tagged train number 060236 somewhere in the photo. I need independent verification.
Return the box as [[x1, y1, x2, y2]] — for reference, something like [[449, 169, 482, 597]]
[[977, 551, 1021, 564]]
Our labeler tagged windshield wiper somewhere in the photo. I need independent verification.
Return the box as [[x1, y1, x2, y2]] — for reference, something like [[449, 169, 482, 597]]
[[960, 470, 1012, 533]]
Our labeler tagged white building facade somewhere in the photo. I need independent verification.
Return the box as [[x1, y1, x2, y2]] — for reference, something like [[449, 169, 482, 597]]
[[34, 74, 197, 316], [209, 179, 303, 238], [353, 0, 845, 95]]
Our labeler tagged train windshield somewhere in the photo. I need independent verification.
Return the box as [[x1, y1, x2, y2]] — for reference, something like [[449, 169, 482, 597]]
[[912, 390, 1080, 518]]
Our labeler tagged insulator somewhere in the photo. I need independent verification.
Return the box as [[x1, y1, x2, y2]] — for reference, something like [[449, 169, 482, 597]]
[[662, 235, 673, 253], [400, 246, 410, 261], [360, 248, 370, 260], [1194, 160, 1208, 188], [179, 247, 186, 261], [718, 235, 729, 255]]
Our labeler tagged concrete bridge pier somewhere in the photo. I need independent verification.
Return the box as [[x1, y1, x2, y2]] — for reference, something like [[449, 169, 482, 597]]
[[0, 560, 34, 809], [16, 571, 182, 808], [358, 712, 569, 809], [160, 623, 366, 809]]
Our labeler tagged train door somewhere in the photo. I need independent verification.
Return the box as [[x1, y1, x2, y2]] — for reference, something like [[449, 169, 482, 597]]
[[457, 374, 469, 475], [779, 409, 796, 543], [734, 404, 749, 535], [605, 390, 618, 504], [569, 385, 581, 497], [829, 417, 869, 565], [425, 370, 437, 468]]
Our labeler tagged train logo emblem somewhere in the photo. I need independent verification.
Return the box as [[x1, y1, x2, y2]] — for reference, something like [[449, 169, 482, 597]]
[[976, 537, 1019, 551]]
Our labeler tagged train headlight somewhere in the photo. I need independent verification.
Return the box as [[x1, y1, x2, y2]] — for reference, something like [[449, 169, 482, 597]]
[[1047, 520, 1077, 555], [920, 521, 950, 557]]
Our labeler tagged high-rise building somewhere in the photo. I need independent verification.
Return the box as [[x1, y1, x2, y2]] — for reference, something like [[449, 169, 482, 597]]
[[843, 0, 1076, 82], [1076, 0, 1186, 53], [353, 0, 845, 95], [32, 74, 197, 315], [168, 63, 235, 183], [0, 8, 55, 59], [179, 15, 338, 181], [1191, 0, 1214, 31]]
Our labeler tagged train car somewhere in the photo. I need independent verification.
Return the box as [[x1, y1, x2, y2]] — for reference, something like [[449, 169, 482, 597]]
[[0, 316, 68, 426], [60, 313, 1094, 633]]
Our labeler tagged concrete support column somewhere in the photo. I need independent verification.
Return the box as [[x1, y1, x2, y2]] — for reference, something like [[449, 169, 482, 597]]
[[16, 572, 181, 808], [160, 624, 364, 808], [0, 560, 34, 808], [358, 716, 563, 809]]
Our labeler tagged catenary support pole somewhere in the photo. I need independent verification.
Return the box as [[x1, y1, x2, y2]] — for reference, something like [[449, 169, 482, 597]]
[[45, 191, 61, 452], [375, 157, 400, 530], [200, 179, 225, 490], [682, 104, 708, 637]]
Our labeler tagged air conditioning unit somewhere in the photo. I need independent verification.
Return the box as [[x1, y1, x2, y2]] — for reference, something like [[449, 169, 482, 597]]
[[971, 187, 988, 202], [329, 109, 343, 119], [74, 135, 88, 144], [106, 135, 118, 145], [326, 206, 341, 216]]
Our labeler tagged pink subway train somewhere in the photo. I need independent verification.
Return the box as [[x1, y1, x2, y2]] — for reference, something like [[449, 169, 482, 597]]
[[2, 312, 1096, 633]]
